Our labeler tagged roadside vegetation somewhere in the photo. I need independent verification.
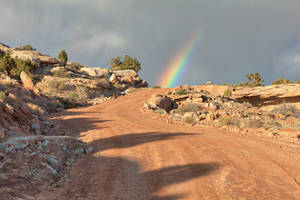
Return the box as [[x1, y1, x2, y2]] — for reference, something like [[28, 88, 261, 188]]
[[109, 55, 141, 72]]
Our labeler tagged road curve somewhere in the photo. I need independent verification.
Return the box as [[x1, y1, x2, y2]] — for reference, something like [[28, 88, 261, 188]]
[[37, 88, 300, 200]]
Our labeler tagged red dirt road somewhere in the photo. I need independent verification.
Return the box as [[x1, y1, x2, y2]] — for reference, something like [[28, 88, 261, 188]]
[[38, 89, 300, 200]]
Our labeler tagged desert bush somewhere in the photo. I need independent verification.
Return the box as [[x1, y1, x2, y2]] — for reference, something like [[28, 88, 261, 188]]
[[58, 50, 68, 67], [224, 87, 232, 97], [219, 117, 241, 128], [239, 72, 264, 87], [296, 80, 300, 84], [0, 90, 5, 100], [0, 53, 34, 79], [48, 79, 71, 91], [175, 90, 187, 95], [11, 58, 34, 79], [272, 103, 300, 118], [174, 103, 201, 115], [20, 44, 36, 51], [271, 78, 293, 85], [53, 68, 71, 78], [109, 55, 141, 72], [0, 52, 16, 75]]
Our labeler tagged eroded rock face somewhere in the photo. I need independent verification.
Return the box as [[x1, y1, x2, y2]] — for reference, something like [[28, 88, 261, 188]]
[[232, 84, 300, 108]]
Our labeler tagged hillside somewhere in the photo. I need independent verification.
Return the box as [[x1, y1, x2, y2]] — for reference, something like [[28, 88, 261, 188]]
[[1, 43, 300, 199]]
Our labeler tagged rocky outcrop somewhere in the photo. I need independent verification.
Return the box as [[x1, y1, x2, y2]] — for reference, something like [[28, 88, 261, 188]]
[[232, 84, 300, 109], [144, 87, 300, 142], [80, 67, 111, 79], [110, 70, 148, 88], [0, 43, 58, 67]]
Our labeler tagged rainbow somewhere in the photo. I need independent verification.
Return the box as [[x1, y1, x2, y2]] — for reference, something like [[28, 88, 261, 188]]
[[156, 32, 202, 88]]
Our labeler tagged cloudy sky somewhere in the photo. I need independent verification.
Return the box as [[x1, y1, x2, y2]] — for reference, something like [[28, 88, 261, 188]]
[[1, 0, 300, 86]]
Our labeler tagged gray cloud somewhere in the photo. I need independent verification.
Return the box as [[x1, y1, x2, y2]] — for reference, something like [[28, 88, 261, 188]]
[[1, 0, 300, 85]]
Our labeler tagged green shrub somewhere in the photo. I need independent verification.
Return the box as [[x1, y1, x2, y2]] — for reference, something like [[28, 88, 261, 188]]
[[272, 78, 293, 85], [0, 52, 16, 75], [0, 90, 6, 100], [109, 55, 141, 72], [0, 52, 34, 79], [58, 50, 68, 67], [224, 87, 232, 97], [239, 72, 264, 87], [174, 103, 201, 115], [11, 58, 34, 79]]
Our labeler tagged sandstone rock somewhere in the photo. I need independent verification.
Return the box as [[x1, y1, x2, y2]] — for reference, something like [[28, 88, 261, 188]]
[[232, 84, 300, 109], [20, 71, 39, 94], [80, 67, 110, 79], [110, 70, 148, 88], [147, 95, 177, 112], [0, 43, 58, 68]]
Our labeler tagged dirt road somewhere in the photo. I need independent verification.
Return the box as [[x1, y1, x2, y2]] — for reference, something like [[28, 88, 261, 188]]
[[38, 89, 300, 200]]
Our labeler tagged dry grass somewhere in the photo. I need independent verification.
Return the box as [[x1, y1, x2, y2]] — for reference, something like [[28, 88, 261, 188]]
[[224, 87, 232, 97], [264, 120, 282, 130], [219, 117, 241, 128]]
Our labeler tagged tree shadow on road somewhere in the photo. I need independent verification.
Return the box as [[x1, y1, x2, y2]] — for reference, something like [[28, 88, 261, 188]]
[[52, 131, 219, 200], [47, 110, 220, 200]]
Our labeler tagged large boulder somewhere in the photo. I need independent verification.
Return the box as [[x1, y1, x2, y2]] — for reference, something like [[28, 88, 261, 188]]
[[20, 71, 39, 94], [146, 94, 177, 112], [110, 70, 148, 88], [80, 67, 111, 79]]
